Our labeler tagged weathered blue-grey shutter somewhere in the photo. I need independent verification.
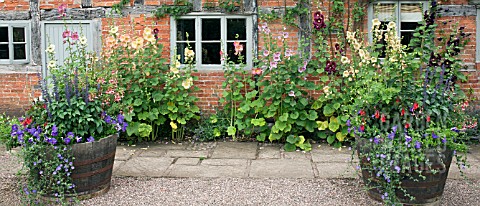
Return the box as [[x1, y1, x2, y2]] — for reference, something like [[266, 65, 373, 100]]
[[42, 22, 94, 76]]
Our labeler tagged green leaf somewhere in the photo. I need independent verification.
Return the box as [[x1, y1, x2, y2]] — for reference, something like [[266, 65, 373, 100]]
[[251, 118, 266, 126], [133, 99, 143, 106], [336, 132, 345, 142], [268, 132, 282, 141], [284, 143, 297, 152], [256, 133, 266, 142], [323, 104, 335, 116], [299, 98, 308, 106], [321, 76, 329, 82], [316, 121, 328, 130], [279, 113, 289, 122], [286, 135, 297, 144], [227, 126, 236, 136], [328, 116, 340, 132], [276, 121, 287, 131], [290, 111, 299, 120], [317, 132, 327, 139], [295, 135, 305, 146], [246, 91, 258, 99], [307, 110, 318, 121], [327, 135, 335, 144], [333, 103, 341, 109], [126, 122, 140, 136]]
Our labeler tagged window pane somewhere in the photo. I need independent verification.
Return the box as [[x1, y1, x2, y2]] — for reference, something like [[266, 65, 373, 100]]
[[401, 3, 423, 22], [202, 19, 220, 41], [176, 43, 195, 64], [374, 4, 395, 22], [401, 22, 420, 31], [227, 42, 246, 64], [13, 27, 25, 42], [202, 43, 221, 64], [0, 27, 8, 42], [227, 19, 246, 40], [401, 32, 415, 52], [14, 44, 26, 60], [0, 44, 9, 59], [177, 19, 195, 41]]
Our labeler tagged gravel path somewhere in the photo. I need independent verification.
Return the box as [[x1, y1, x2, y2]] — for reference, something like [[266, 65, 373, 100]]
[[2, 175, 480, 206]]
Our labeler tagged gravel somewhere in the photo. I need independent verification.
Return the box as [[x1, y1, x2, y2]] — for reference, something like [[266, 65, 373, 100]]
[[2, 175, 480, 206]]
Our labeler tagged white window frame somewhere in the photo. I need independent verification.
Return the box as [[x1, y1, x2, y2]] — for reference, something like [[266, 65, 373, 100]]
[[0, 21, 31, 64], [170, 14, 254, 70], [367, 1, 428, 43]]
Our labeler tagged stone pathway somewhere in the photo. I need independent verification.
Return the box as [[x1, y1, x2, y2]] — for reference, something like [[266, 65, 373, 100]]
[[111, 142, 480, 180]]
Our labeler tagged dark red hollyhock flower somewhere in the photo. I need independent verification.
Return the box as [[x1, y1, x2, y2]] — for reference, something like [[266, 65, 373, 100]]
[[325, 60, 337, 74], [153, 28, 159, 39], [313, 11, 326, 30]]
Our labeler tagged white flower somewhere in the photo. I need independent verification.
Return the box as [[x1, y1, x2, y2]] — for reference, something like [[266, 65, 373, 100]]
[[341, 56, 350, 64], [47, 60, 56, 69], [343, 70, 350, 77], [170, 66, 179, 74], [46, 44, 55, 54], [372, 18, 381, 27], [182, 77, 193, 89], [387, 22, 396, 30], [79, 36, 87, 45], [371, 57, 377, 63], [109, 26, 119, 34], [358, 49, 365, 58]]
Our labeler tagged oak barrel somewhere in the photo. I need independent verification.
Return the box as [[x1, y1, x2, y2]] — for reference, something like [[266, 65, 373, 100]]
[[71, 133, 117, 199], [358, 139, 453, 205]]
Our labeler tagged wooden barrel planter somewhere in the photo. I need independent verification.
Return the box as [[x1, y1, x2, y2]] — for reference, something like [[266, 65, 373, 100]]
[[357, 139, 453, 205], [70, 133, 118, 200]]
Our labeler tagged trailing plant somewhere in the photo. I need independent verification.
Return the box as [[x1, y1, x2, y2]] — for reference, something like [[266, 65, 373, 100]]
[[219, 0, 240, 13], [153, 0, 193, 19], [0, 114, 19, 150]]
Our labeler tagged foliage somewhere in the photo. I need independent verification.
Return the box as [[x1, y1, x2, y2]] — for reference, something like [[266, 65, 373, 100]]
[[11, 6, 126, 204], [193, 109, 230, 141], [103, 22, 199, 144], [153, 0, 193, 19], [0, 114, 19, 150], [219, 0, 241, 13], [111, 0, 130, 14], [348, 2, 470, 204]]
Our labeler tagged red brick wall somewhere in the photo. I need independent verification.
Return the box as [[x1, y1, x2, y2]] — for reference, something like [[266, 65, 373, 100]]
[[0, 73, 40, 116], [1, 0, 479, 115]]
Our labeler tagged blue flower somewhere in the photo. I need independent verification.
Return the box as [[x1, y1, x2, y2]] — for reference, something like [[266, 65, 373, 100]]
[[52, 125, 58, 137], [415, 141, 421, 149], [48, 138, 57, 145], [64, 137, 71, 145], [442, 137, 447, 144], [11, 124, 19, 132], [105, 115, 112, 124], [380, 154, 386, 159], [87, 136, 95, 142], [373, 137, 380, 144], [122, 122, 128, 132], [117, 114, 125, 124], [395, 166, 401, 173], [432, 132, 438, 139], [67, 132, 74, 137], [346, 119, 351, 127], [76, 136, 82, 143], [451, 127, 460, 133], [405, 134, 412, 143], [388, 132, 395, 140]]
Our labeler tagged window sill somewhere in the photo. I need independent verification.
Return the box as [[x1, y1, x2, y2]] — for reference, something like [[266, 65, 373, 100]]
[[0, 65, 41, 74]]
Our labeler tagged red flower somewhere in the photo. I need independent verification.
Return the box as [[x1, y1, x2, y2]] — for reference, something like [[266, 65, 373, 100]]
[[413, 102, 419, 111], [405, 123, 410, 129], [43, 104, 47, 109], [359, 125, 365, 132], [22, 117, 32, 127], [374, 110, 380, 119], [426, 116, 431, 122], [359, 110, 366, 116], [401, 108, 405, 116], [381, 114, 386, 123]]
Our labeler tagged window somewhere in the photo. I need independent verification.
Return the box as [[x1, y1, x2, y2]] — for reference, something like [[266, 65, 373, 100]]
[[0, 21, 30, 64], [368, 1, 427, 57], [171, 15, 253, 70]]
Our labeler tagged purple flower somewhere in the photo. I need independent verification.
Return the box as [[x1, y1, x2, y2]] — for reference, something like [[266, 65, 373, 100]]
[[432, 132, 438, 139], [87, 136, 95, 143], [263, 49, 269, 57], [76, 136, 82, 143], [451, 127, 460, 133], [388, 132, 395, 140], [105, 115, 112, 124], [373, 137, 380, 144], [405, 134, 412, 143], [442, 137, 447, 144], [298, 66, 306, 73], [117, 114, 125, 124], [380, 154, 386, 159], [48, 138, 57, 145], [346, 119, 351, 127], [64, 137, 71, 145], [67, 132, 74, 137], [273, 52, 281, 62], [269, 61, 277, 69], [122, 122, 128, 132], [415, 141, 422, 149], [52, 125, 58, 137], [39, 170, 43, 175]]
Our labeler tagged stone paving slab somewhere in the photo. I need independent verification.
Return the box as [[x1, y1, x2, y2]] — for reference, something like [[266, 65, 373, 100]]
[[315, 162, 357, 178], [112, 160, 125, 174], [166, 150, 209, 158], [201, 159, 247, 166], [449, 158, 480, 179], [257, 145, 281, 159], [116, 157, 174, 177], [249, 159, 314, 178], [283, 151, 311, 160], [175, 158, 201, 165], [137, 147, 167, 157], [115, 146, 139, 160], [211, 142, 258, 159], [165, 160, 248, 178]]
